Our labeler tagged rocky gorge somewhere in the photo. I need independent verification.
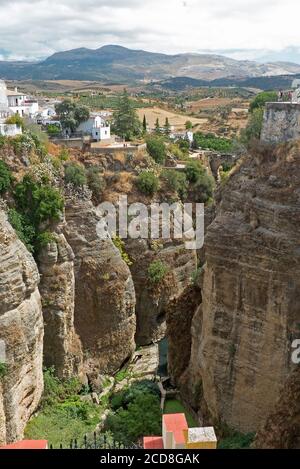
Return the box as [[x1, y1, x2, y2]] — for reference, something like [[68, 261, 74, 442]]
[[0, 139, 299, 448]]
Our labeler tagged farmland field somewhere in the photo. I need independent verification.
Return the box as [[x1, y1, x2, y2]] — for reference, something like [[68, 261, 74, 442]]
[[137, 106, 207, 130]]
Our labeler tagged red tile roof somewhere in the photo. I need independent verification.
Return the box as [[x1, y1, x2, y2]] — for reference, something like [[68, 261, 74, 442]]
[[0, 440, 48, 450], [143, 437, 164, 449], [163, 413, 188, 444]]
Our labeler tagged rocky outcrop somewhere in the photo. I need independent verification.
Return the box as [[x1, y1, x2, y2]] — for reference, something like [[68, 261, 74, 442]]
[[253, 368, 300, 448], [38, 231, 83, 379], [180, 143, 300, 432], [167, 285, 201, 386], [261, 102, 300, 143], [63, 196, 136, 378], [0, 210, 44, 444], [126, 237, 197, 345]]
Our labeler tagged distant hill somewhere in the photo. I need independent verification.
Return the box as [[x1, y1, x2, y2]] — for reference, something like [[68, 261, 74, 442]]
[[1, 45, 300, 84], [155, 74, 300, 91]]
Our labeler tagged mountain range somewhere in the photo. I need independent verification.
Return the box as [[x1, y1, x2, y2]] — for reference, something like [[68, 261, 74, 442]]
[[1, 45, 300, 83]]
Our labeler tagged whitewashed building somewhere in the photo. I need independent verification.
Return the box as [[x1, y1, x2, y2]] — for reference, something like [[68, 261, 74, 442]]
[[77, 114, 111, 141], [0, 80, 22, 137], [6, 87, 39, 117]]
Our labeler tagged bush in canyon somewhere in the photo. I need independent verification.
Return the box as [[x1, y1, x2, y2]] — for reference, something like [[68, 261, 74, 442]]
[[185, 160, 204, 184], [13, 174, 63, 253], [8, 208, 35, 252], [148, 260, 169, 284], [160, 169, 188, 199], [136, 171, 159, 196], [64, 162, 87, 187], [0, 160, 13, 194], [146, 135, 167, 164], [0, 362, 8, 379], [112, 235, 132, 266], [15, 175, 63, 226], [105, 393, 161, 445], [86, 166, 106, 200], [25, 368, 99, 447], [110, 381, 160, 411]]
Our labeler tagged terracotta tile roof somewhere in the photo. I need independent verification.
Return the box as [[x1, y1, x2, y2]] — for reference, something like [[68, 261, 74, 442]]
[[0, 440, 48, 450], [143, 437, 164, 449]]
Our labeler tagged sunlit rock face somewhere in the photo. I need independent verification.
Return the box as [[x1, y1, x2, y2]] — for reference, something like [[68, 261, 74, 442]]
[[63, 197, 136, 377], [0, 210, 44, 444], [177, 143, 300, 432]]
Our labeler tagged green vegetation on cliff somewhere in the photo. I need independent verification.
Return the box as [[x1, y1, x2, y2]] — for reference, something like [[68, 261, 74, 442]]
[[192, 132, 233, 152], [25, 368, 100, 448]]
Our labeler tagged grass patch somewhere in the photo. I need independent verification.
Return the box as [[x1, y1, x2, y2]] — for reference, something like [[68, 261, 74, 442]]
[[164, 399, 198, 428], [24, 368, 102, 448], [218, 431, 255, 449]]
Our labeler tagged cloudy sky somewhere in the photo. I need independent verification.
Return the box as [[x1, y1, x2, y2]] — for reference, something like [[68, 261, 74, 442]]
[[0, 0, 300, 62]]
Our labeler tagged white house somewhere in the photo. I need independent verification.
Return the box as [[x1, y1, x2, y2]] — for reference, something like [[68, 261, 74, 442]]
[[0, 80, 22, 137], [77, 114, 111, 142], [6, 87, 39, 117]]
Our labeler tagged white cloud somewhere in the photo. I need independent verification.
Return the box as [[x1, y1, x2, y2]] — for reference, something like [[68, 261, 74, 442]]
[[0, 0, 299, 60]]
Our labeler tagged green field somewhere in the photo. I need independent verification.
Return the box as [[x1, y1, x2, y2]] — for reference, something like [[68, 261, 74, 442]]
[[164, 399, 198, 428]]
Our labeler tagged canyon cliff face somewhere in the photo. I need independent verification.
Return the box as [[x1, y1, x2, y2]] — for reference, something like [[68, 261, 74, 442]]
[[171, 143, 300, 433], [38, 230, 84, 379], [0, 210, 44, 444], [63, 196, 136, 379], [126, 238, 197, 345], [253, 368, 300, 448]]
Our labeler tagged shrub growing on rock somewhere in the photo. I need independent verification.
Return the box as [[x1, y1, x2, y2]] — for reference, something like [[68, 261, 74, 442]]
[[105, 393, 161, 445], [161, 169, 188, 199], [148, 259, 169, 284], [0, 160, 13, 194], [136, 171, 159, 196], [64, 163, 87, 187], [146, 136, 166, 164]]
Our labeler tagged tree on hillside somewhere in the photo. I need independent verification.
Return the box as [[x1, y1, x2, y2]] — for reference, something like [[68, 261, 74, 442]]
[[112, 89, 141, 140], [146, 135, 166, 164], [154, 118, 161, 134], [164, 117, 171, 136], [55, 99, 90, 133], [185, 120, 193, 130], [249, 91, 277, 113], [142, 115, 147, 134], [240, 108, 264, 145]]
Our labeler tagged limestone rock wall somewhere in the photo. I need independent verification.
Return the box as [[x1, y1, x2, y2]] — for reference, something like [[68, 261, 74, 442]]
[[261, 102, 300, 143], [182, 143, 300, 432], [38, 232, 84, 379], [253, 368, 300, 448], [63, 197, 136, 377], [126, 238, 197, 345], [0, 210, 44, 444]]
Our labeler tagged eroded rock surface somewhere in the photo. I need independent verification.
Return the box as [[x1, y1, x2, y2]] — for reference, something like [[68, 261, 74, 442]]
[[0, 210, 44, 444], [38, 231, 83, 379], [253, 368, 300, 448], [63, 197, 136, 377], [126, 237, 197, 345], [177, 143, 300, 432]]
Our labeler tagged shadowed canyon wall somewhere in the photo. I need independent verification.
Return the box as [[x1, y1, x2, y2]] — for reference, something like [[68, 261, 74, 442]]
[[0, 210, 44, 444], [169, 142, 300, 434]]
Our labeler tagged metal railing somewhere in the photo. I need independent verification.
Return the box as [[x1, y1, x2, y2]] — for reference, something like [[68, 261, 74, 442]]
[[49, 432, 142, 449]]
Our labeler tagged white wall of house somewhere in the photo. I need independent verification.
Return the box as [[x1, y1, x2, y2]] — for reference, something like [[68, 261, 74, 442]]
[[7, 89, 39, 117], [0, 123, 22, 137], [77, 115, 111, 141]]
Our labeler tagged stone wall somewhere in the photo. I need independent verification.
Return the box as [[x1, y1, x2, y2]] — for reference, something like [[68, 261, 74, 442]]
[[261, 102, 300, 143]]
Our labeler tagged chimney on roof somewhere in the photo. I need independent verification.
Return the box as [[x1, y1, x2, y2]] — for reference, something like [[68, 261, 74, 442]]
[[14, 87, 18, 93]]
